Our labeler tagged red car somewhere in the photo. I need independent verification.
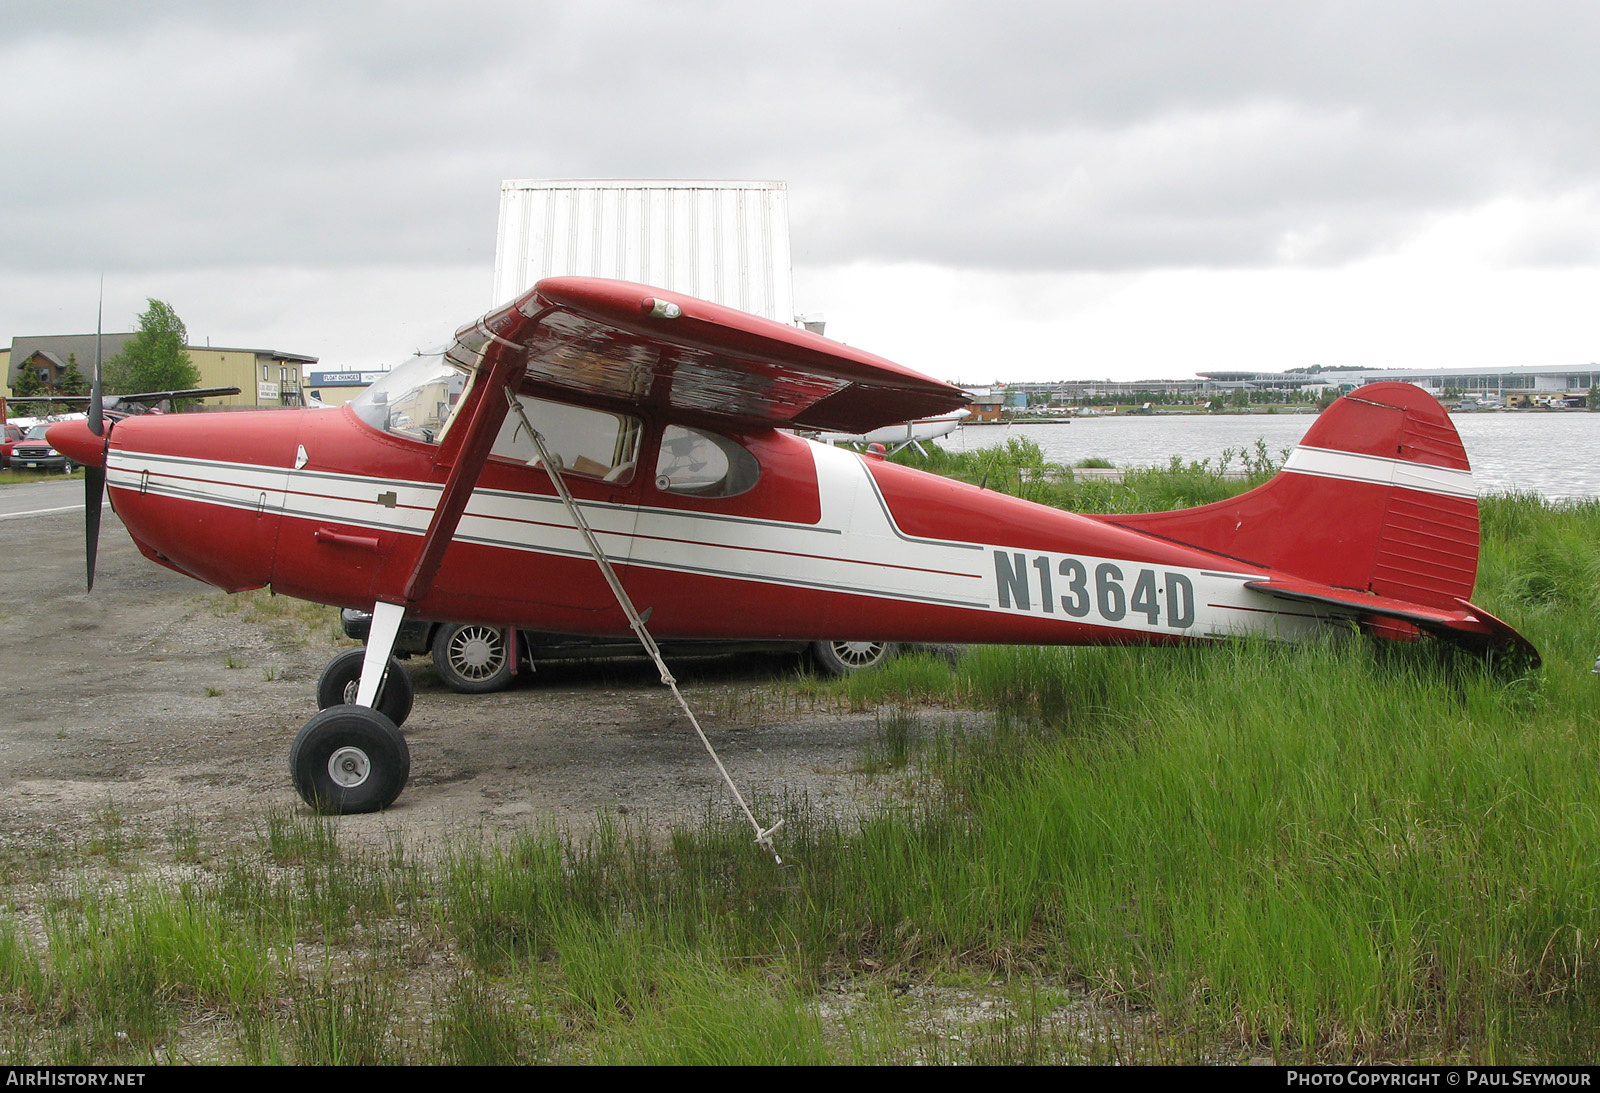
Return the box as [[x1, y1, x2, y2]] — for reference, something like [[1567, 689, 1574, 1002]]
[[10, 423, 76, 472], [0, 423, 23, 469]]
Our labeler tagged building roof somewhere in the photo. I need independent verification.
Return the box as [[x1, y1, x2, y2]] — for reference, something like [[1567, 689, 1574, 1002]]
[[7, 334, 317, 385], [198, 347, 319, 364], [1344, 364, 1599, 380]]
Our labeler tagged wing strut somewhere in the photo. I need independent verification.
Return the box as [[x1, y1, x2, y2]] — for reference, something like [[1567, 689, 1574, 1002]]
[[401, 329, 531, 606], [354, 323, 535, 713], [503, 389, 785, 863]]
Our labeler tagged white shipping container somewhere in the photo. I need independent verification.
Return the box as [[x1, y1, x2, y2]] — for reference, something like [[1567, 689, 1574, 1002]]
[[493, 179, 795, 322]]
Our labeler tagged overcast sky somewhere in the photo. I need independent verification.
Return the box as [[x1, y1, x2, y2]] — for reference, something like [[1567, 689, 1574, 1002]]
[[5, 1, 1600, 383]]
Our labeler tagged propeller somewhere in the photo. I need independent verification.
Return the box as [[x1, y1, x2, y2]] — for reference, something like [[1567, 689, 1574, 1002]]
[[85, 282, 108, 591]]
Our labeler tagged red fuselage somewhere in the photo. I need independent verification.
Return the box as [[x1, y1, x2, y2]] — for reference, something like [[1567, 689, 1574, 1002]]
[[50, 392, 1475, 653]]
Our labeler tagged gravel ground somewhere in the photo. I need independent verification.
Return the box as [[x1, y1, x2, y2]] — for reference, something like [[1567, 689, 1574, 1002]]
[[0, 500, 932, 854]]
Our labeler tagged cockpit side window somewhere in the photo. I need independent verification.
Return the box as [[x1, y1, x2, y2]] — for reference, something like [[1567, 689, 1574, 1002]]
[[492, 395, 641, 483], [654, 426, 761, 498], [351, 353, 468, 444]]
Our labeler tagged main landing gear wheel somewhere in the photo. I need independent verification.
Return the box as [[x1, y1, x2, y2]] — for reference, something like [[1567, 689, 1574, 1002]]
[[809, 640, 899, 676], [431, 623, 515, 694], [316, 647, 414, 727], [290, 705, 411, 814]]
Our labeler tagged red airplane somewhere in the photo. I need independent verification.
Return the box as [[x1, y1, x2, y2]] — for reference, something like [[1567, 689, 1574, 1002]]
[[49, 277, 1536, 816]]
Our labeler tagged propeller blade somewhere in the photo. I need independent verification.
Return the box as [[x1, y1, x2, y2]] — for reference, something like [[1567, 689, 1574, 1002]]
[[85, 279, 107, 589], [85, 465, 105, 592], [89, 279, 104, 437]]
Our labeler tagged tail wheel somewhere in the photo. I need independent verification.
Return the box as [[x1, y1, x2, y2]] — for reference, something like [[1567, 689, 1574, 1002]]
[[810, 640, 899, 676], [431, 624, 515, 694], [316, 647, 414, 727], [290, 705, 410, 814]]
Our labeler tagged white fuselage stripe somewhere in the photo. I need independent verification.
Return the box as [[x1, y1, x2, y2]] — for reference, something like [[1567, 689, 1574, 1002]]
[[107, 443, 1368, 642], [1282, 445, 1477, 498]]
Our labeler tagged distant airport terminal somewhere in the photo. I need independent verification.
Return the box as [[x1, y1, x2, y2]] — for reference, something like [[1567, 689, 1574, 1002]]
[[973, 363, 1600, 412]]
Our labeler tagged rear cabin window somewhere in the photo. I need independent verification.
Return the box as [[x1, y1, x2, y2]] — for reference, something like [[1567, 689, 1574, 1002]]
[[654, 426, 760, 498], [492, 395, 641, 483]]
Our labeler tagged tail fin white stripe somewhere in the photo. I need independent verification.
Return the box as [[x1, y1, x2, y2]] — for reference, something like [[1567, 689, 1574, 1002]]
[[1283, 445, 1478, 499]]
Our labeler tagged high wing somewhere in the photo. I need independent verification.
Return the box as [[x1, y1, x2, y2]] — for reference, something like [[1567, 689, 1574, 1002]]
[[108, 386, 244, 407], [8, 387, 242, 410], [446, 277, 970, 433]]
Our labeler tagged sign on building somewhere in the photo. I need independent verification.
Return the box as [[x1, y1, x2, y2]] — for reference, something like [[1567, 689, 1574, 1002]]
[[309, 371, 388, 386]]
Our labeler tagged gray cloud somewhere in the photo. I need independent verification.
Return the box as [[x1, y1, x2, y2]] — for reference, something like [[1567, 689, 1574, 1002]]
[[5, 0, 1600, 281]]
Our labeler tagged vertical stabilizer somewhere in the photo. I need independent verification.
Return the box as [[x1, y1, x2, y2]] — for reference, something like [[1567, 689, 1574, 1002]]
[[1102, 383, 1479, 610]]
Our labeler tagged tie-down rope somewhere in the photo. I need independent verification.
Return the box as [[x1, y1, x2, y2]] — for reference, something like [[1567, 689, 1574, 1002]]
[[503, 390, 783, 862]]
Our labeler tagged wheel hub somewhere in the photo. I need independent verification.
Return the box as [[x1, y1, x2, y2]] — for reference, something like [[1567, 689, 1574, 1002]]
[[834, 641, 885, 667], [327, 746, 371, 788], [448, 626, 505, 680]]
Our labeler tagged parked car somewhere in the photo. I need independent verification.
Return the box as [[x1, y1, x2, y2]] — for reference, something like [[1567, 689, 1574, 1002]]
[[339, 609, 898, 694], [0, 423, 22, 468], [10, 424, 75, 472]]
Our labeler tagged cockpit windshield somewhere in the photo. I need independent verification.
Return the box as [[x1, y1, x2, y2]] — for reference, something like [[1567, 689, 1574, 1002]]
[[350, 352, 471, 444]]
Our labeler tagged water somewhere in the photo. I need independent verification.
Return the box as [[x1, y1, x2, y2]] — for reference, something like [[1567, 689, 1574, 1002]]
[[942, 412, 1600, 500]]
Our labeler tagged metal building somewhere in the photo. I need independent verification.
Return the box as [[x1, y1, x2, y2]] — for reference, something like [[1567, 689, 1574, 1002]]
[[492, 179, 796, 323]]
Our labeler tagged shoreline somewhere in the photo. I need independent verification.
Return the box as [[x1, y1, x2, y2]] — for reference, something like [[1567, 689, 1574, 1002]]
[[964, 406, 1597, 424]]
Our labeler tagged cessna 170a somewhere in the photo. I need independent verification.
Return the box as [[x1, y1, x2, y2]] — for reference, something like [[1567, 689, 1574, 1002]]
[[49, 277, 1536, 817]]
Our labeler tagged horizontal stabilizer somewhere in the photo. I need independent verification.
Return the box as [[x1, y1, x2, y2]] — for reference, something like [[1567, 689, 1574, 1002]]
[[1245, 577, 1539, 665]]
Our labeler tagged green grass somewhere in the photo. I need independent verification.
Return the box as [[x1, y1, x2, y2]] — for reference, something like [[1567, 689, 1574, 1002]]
[[953, 639, 1594, 1058], [0, 467, 84, 484], [3, 456, 1598, 1063], [211, 587, 342, 643]]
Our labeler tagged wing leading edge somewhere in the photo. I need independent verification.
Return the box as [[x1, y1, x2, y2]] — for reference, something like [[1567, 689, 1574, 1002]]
[[447, 277, 970, 433]]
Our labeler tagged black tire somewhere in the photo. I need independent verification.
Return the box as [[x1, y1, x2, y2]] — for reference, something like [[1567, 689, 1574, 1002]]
[[431, 623, 515, 694], [809, 640, 899, 676], [290, 705, 410, 814], [316, 647, 414, 727]]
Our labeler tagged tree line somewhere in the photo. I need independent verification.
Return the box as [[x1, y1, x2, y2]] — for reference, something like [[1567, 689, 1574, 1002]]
[[9, 299, 200, 416]]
